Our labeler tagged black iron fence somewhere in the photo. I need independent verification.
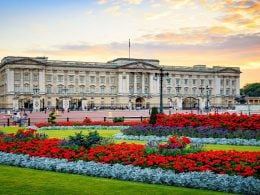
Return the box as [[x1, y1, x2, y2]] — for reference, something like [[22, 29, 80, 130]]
[[0, 116, 149, 127]]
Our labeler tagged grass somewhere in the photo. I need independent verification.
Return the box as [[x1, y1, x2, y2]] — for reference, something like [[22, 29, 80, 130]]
[[0, 165, 232, 195], [1, 127, 260, 151]]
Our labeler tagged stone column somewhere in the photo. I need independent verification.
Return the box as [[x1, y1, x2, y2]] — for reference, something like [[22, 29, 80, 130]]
[[63, 97, 70, 111], [12, 97, 19, 111], [33, 95, 41, 112], [134, 73, 137, 94], [142, 73, 145, 94], [39, 70, 45, 94], [118, 73, 123, 94], [149, 73, 154, 94], [7, 69, 14, 93], [176, 97, 182, 110], [82, 99, 88, 110]]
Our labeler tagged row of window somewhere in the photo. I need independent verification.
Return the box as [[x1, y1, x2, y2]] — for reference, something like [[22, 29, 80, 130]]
[[14, 73, 39, 82], [220, 79, 236, 86], [46, 75, 116, 84]]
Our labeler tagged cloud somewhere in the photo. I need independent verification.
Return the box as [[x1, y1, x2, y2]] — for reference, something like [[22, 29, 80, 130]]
[[124, 0, 143, 5], [97, 0, 107, 5], [105, 5, 122, 16]]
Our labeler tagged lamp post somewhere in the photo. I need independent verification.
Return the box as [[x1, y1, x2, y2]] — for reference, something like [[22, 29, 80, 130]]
[[155, 68, 169, 113], [205, 85, 211, 114]]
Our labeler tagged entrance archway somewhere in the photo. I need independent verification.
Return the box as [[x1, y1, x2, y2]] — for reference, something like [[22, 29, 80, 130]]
[[135, 97, 145, 109], [23, 99, 33, 110], [182, 97, 198, 110]]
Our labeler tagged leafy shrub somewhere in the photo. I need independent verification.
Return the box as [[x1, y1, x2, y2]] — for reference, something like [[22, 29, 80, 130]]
[[48, 112, 56, 124], [83, 117, 92, 123], [97, 137, 115, 146], [1, 129, 48, 142], [60, 131, 102, 149], [113, 117, 124, 123], [149, 107, 158, 124]]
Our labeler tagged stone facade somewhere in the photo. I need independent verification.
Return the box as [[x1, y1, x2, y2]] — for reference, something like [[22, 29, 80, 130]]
[[0, 56, 241, 111]]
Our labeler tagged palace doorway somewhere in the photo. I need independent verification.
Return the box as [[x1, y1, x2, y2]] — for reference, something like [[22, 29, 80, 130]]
[[135, 97, 145, 109]]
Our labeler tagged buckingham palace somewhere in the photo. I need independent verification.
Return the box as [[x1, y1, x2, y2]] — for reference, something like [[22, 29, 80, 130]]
[[0, 56, 241, 111]]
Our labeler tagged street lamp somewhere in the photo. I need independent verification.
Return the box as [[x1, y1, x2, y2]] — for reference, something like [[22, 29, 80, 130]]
[[155, 68, 169, 113], [205, 85, 212, 114]]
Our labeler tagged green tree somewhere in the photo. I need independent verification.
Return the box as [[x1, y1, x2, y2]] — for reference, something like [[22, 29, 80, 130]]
[[149, 107, 158, 125], [48, 112, 56, 124], [241, 83, 260, 97]]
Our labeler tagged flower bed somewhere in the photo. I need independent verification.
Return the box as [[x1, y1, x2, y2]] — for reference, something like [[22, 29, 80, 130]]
[[1, 152, 259, 194], [156, 113, 260, 131], [0, 131, 259, 178], [35, 121, 147, 128], [122, 126, 260, 139], [38, 125, 129, 130], [114, 133, 260, 146]]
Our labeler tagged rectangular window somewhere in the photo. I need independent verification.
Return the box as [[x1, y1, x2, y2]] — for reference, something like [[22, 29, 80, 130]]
[[24, 73, 30, 81], [100, 76, 105, 84], [58, 86, 63, 94], [14, 73, 21, 81], [46, 86, 52, 94], [90, 76, 95, 83], [69, 75, 74, 82], [33, 73, 38, 81], [232, 89, 236, 95], [221, 79, 224, 86], [167, 87, 171, 94], [220, 89, 224, 95], [79, 76, 85, 83], [100, 86, 105, 94], [58, 75, 64, 82], [208, 80, 212, 85], [176, 78, 180, 85], [46, 74, 52, 82], [14, 84, 20, 92], [110, 86, 115, 94], [193, 79, 196, 85], [232, 80, 236, 86], [167, 78, 171, 85], [226, 79, 230, 85], [226, 88, 230, 95], [24, 84, 30, 92], [80, 86, 85, 93], [200, 79, 204, 85], [184, 79, 188, 85], [110, 77, 115, 84]]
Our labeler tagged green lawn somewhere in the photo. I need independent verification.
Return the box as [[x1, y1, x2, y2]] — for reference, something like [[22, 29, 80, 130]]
[[1, 127, 260, 151], [0, 165, 232, 195]]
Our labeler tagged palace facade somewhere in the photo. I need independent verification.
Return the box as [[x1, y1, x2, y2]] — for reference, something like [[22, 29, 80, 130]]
[[0, 56, 241, 111]]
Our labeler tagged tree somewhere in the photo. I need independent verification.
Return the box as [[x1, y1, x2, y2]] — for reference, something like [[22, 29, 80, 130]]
[[48, 112, 56, 124], [149, 107, 158, 125], [241, 83, 260, 97]]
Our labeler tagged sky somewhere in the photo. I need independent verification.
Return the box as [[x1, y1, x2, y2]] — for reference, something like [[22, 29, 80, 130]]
[[0, 0, 259, 87]]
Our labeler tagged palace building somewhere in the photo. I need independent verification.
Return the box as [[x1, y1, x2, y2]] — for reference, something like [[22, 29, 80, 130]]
[[0, 56, 241, 111]]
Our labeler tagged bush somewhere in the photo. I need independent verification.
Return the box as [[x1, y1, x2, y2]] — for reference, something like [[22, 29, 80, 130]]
[[83, 117, 92, 123], [113, 117, 124, 123], [149, 107, 158, 124], [48, 112, 56, 124], [60, 131, 102, 149]]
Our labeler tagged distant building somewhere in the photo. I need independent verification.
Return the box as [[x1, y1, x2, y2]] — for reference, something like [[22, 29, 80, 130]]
[[0, 56, 241, 111]]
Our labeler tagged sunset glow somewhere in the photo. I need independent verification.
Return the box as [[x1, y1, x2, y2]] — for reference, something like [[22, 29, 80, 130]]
[[0, 0, 259, 87]]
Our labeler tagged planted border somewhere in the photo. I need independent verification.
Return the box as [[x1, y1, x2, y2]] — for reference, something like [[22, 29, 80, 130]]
[[0, 152, 259, 194], [38, 125, 129, 130], [114, 133, 260, 146]]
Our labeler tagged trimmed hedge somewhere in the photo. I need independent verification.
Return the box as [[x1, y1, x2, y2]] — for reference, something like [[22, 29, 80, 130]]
[[0, 152, 259, 194]]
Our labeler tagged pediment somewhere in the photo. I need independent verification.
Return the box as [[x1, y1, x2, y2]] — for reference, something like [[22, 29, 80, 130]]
[[118, 61, 160, 70], [6, 58, 46, 66], [217, 68, 241, 73]]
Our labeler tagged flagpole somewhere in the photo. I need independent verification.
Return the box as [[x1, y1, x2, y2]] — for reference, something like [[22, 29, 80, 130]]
[[129, 39, 130, 60]]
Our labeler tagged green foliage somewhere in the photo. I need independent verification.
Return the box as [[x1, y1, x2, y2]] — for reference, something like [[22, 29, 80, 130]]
[[149, 107, 158, 124], [241, 82, 260, 97], [66, 131, 101, 149], [97, 137, 115, 146], [48, 112, 56, 124], [113, 117, 124, 123]]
